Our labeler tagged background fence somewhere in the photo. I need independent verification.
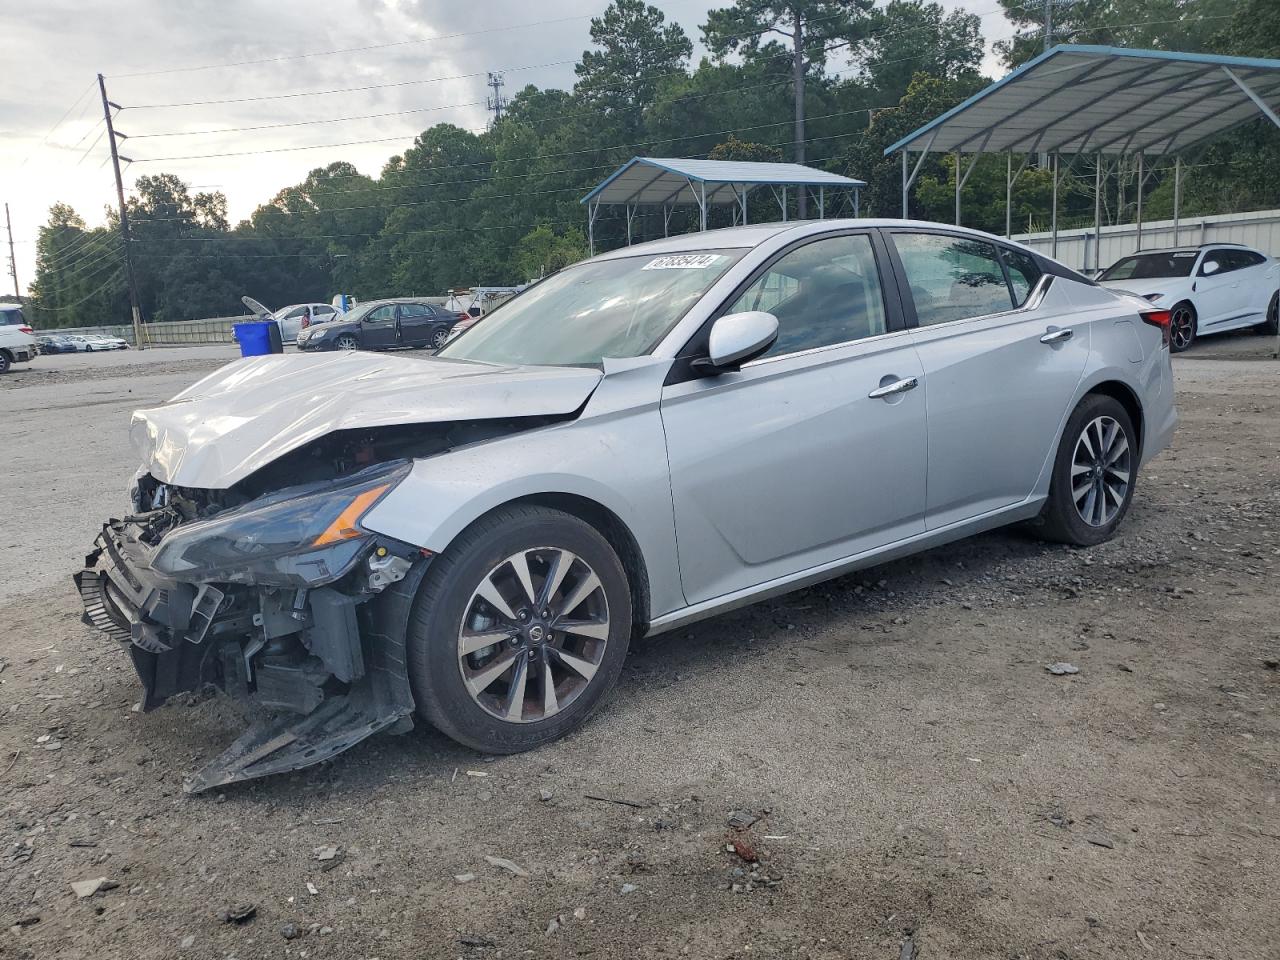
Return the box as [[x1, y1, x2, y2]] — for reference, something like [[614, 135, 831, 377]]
[[1013, 208, 1280, 274], [45, 315, 252, 346]]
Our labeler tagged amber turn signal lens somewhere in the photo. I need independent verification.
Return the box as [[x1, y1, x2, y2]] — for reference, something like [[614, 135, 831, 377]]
[[312, 484, 391, 547]]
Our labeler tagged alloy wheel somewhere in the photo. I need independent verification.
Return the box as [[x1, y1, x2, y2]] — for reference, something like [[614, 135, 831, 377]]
[[456, 547, 610, 723], [1170, 307, 1195, 350], [335, 335, 359, 351], [431, 328, 449, 349], [1071, 415, 1131, 527]]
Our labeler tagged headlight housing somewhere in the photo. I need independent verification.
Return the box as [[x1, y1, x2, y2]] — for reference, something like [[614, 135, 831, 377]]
[[310, 328, 328, 339], [151, 460, 410, 586]]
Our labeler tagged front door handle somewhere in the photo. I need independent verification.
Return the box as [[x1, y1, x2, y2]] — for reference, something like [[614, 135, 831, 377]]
[[1040, 327, 1073, 344], [868, 376, 919, 399]]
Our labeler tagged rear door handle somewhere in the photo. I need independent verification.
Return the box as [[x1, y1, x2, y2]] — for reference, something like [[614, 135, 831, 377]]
[[868, 376, 919, 399], [1040, 327, 1073, 344]]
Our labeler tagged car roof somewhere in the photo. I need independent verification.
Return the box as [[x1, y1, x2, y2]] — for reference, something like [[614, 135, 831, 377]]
[[1120, 243, 1261, 256], [588, 218, 1055, 263]]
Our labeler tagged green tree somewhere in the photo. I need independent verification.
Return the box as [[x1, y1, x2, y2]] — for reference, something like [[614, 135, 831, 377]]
[[703, 0, 874, 180], [857, 0, 983, 102], [513, 225, 589, 279], [575, 0, 693, 138]]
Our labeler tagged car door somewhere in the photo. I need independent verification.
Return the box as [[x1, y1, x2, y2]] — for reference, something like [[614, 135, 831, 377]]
[[360, 304, 399, 348], [886, 230, 1090, 530], [1192, 249, 1240, 327], [1222, 250, 1271, 324], [396, 302, 435, 346], [660, 231, 928, 605]]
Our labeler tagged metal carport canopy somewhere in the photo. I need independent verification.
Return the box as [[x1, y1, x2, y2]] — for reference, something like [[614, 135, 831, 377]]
[[884, 45, 1280, 159], [581, 157, 866, 254]]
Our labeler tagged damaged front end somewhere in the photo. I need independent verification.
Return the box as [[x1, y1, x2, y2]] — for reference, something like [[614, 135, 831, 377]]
[[74, 459, 429, 794]]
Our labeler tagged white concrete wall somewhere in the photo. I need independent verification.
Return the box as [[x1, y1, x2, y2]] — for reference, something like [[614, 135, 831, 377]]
[[1012, 208, 1280, 274]]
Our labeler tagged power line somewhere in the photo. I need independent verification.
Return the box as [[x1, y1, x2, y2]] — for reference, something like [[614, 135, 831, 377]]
[[127, 100, 489, 139], [38, 266, 125, 311], [122, 58, 577, 110], [107, 14, 599, 79]]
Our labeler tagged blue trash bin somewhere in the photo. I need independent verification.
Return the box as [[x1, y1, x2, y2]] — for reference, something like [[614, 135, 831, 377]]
[[233, 321, 274, 357]]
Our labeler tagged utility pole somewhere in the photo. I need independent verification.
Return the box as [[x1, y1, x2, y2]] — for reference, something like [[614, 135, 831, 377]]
[[486, 72, 507, 125], [792, 9, 807, 218], [4, 204, 17, 300], [98, 73, 144, 349]]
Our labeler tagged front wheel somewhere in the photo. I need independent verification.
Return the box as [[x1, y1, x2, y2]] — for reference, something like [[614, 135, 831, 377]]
[[1169, 301, 1196, 353], [1038, 394, 1137, 546], [0, 351, 10, 374], [333, 334, 359, 351], [406, 504, 632, 753]]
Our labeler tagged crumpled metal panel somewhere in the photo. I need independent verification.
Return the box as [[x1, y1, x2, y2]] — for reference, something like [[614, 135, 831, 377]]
[[130, 352, 603, 489]]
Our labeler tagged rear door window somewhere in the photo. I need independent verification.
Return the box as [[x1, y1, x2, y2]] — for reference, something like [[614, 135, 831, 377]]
[[1000, 247, 1043, 307], [891, 233, 1014, 326]]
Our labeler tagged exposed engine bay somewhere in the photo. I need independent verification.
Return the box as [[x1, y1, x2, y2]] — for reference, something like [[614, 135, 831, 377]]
[[74, 416, 564, 793]]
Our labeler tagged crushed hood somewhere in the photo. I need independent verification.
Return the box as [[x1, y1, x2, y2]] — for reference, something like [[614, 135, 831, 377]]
[[132, 351, 602, 488]]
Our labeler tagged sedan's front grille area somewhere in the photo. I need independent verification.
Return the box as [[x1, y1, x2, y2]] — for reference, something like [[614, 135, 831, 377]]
[[76, 570, 132, 644]]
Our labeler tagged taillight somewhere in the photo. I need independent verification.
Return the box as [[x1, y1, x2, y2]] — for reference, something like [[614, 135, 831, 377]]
[[18, 325, 33, 334], [1140, 309, 1171, 348]]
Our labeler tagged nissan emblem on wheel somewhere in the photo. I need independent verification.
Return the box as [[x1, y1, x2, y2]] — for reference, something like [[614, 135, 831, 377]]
[[75, 219, 1177, 791]]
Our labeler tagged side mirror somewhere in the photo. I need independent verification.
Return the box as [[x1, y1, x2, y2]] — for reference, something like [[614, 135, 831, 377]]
[[1201, 259, 1220, 276], [695, 311, 779, 374]]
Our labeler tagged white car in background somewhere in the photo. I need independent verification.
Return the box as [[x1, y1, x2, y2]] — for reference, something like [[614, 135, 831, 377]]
[[1096, 243, 1280, 352], [0, 304, 37, 373], [242, 297, 340, 343]]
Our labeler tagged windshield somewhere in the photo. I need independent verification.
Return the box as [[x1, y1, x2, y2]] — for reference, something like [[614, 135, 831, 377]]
[[1099, 252, 1197, 281], [437, 250, 744, 366]]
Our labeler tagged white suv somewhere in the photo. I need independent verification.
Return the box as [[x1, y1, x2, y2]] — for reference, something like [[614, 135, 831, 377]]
[[0, 303, 37, 374]]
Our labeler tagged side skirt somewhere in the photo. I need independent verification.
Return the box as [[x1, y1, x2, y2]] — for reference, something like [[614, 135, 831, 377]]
[[644, 498, 1045, 637]]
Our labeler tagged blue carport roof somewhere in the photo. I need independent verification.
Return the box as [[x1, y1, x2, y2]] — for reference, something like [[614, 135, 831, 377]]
[[884, 45, 1280, 158], [582, 157, 865, 205]]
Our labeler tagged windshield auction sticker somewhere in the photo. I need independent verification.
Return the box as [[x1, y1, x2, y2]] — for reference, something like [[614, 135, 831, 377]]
[[642, 254, 723, 270]]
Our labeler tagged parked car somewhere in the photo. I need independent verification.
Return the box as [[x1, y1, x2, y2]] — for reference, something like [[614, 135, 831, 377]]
[[36, 335, 78, 354], [1096, 243, 1280, 352], [0, 308, 37, 373], [297, 298, 463, 352], [61, 334, 127, 351], [77, 219, 1176, 791], [242, 297, 340, 344]]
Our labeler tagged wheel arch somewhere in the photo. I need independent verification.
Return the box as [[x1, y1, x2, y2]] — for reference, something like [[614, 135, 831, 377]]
[[445, 492, 652, 633], [1085, 379, 1144, 457]]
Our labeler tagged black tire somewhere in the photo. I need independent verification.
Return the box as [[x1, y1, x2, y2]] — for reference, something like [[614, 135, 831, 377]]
[[1038, 393, 1138, 546], [0, 350, 11, 374], [430, 326, 450, 350], [1257, 292, 1279, 336], [1169, 301, 1196, 353], [406, 504, 632, 753]]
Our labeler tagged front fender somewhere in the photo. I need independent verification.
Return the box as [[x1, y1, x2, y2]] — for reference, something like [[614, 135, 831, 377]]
[[359, 359, 685, 621]]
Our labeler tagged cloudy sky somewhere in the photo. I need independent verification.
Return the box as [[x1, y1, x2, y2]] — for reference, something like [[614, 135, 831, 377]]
[[0, 0, 1015, 296]]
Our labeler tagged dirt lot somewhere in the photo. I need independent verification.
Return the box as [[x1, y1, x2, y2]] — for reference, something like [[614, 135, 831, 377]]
[[2, 341, 1278, 960]]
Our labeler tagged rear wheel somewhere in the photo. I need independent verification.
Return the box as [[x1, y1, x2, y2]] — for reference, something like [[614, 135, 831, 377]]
[[430, 326, 450, 350], [1038, 394, 1137, 546], [406, 504, 632, 753], [1169, 301, 1196, 353], [1257, 292, 1279, 336]]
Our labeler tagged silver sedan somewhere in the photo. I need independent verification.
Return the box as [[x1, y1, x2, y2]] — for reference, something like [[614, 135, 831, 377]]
[[78, 219, 1176, 790]]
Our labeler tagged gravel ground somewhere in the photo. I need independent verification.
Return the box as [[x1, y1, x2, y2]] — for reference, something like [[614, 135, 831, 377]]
[[2, 341, 1278, 960]]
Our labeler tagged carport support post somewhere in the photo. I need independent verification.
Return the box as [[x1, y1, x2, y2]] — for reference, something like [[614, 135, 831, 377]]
[[1005, 154, 1013, 238], [1135, 153, 1144, 252], [1172, 155, 1182, 245], [625, 203, 635, 246], [954, 151, 961, 226], [1050, 153, 1059, 258], [699, 181, 708, 232], [1094, 154, 1104, 274], [587, 199, 598, 256], [901, 151, 908, 217], [818, 186, 825, 219]]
